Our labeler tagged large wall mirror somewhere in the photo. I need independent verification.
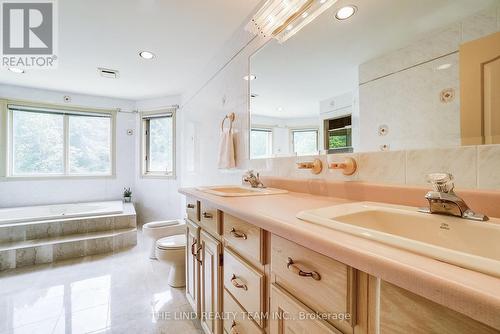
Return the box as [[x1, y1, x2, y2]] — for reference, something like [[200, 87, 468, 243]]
[[249, 0, 500, 159]]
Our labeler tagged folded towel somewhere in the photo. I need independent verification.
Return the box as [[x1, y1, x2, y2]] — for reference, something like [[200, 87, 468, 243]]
[[218, 128, 236, 169]]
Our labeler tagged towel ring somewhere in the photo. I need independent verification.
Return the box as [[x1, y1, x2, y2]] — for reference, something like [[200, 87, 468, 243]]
[[221, 112, 235, 132]]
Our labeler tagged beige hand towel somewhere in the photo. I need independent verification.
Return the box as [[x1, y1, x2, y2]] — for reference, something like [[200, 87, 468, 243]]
[[218, 128, 236, 169]]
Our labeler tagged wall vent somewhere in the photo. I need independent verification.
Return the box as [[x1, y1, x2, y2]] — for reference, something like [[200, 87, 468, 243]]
[[98, 67, 119, 79]]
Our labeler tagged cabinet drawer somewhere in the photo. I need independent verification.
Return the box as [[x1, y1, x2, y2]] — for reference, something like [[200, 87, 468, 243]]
[[223, 248, 265, 327], [186, 197, 199, 223], [200, 201, 220, 237], [223, 213, 264, 266], [223, 289, 264, 334], [270, 283, 342, 334], [271, 235, 356, 333]]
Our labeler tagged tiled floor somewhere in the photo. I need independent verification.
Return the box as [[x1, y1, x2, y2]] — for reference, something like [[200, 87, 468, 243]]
[[0, 231, 202, 334]]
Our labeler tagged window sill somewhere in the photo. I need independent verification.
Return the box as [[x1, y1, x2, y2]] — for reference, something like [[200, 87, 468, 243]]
[[1, 174, 116, 181], [141, 173, 176, 180]]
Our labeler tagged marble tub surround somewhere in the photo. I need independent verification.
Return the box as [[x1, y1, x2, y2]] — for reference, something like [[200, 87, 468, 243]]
[[249, 143, 500, 190], [0, 204, 137, 271], [180, 187, 500, 329]]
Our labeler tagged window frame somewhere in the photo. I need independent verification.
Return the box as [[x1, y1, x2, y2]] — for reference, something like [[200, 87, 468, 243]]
[[250, 127, 274, 159], [324, 115, 353, 154], [0, 99, 117, 180], [290, 127, 319, 156], [140, 108, 177, 179]]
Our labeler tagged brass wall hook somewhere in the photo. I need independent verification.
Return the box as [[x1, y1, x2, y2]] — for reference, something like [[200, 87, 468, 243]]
[[296, 158, 323, 175], [329, 157, 357, 175]]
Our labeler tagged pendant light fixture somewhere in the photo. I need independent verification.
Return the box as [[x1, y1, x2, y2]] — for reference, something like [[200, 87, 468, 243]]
[[246, 0, 339, 43]]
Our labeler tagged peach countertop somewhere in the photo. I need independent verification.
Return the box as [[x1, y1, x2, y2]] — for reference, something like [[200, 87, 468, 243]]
[[180, 187, 500, 329]]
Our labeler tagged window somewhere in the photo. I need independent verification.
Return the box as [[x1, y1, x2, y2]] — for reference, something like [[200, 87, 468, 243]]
[[5, 104, 114, 177], [141, 109, 175, 177], [292, 129, 318, 156], [250, 128, 273, 159], [325, 115, 352, 153]]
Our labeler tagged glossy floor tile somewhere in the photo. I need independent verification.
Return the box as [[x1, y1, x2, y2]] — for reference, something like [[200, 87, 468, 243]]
[[0, 231, 202, 334]]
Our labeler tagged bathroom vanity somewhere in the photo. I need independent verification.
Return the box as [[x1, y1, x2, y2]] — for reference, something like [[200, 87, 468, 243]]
[[180, 186, 500, 334]]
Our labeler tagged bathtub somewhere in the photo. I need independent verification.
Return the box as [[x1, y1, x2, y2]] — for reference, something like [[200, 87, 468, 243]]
[[0, 201, 124, 225]]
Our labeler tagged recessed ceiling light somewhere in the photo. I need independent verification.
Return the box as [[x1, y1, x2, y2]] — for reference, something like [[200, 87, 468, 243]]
[[8, 67, 24, 74], [437, 63, 452, 70], [335, 5, 357, 20], [243, 74, 257, 81], [139, 51, 155, 59], [277, 107, 283, 112]]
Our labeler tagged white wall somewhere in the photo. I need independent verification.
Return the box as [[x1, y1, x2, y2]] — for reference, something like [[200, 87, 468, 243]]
[[0, 84, 137, 208], [179, 33, 263, 188]]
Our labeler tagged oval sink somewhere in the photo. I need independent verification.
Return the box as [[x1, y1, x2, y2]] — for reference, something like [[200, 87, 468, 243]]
[[197, 185, 288, 197], [297, 202, 500, 277]]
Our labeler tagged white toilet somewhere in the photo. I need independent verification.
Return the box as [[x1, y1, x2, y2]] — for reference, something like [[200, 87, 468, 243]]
[[156, 235, 186, 287], [143, 220, 185, 259]]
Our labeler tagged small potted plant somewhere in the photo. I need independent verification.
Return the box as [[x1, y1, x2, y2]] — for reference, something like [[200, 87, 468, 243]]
[[123, 187, 132, 203]]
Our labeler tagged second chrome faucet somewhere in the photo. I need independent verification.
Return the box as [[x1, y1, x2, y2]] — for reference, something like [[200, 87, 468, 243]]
[[418, 173, 488, 221]]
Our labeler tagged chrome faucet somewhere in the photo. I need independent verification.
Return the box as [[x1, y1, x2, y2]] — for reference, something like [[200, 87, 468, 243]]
[[243, 170, 265, 188], [418, 173, 488, 221]]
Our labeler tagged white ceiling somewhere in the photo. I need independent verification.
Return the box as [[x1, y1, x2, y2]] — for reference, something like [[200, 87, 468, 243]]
[[251, 0, 499, 118], [0, 0, 260, 100]]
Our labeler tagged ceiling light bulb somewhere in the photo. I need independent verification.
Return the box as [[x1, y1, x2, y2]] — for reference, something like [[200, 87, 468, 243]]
[[243, 75, 257, 81], [8, 67, 24, 73], [139, 51, 155, 59], [335, 5, 357, 20], [301, 12, 309, 18]]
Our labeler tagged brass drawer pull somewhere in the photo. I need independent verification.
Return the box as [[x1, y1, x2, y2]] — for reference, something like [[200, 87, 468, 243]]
[[230, 228, 247, 240], [287, 257, 321, 281], [190, 239, 197, 256], [202, 212, 213, 219], [196, 245, 203, 265], [231, 274, 248, 290], [186, 203, 195, 209], [230, 320, 238, 334]]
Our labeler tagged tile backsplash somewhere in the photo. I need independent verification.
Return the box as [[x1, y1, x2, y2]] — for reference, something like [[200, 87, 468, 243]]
[[249, 144, 500, 190]]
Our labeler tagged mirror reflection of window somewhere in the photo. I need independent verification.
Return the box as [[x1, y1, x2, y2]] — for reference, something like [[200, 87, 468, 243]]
[[292, 129, 318, 156], [251, 128, 273, 159], [326, 115, 353, 154]]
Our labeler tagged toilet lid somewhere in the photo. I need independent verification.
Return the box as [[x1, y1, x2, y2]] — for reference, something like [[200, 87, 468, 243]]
[[156, 235, 186, 250], [145, 220, 183, 229]]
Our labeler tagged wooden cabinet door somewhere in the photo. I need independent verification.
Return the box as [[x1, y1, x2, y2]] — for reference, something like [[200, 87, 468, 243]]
[[200, 229, 223, 334], [460, 31, 500, 145], [186, 219, 200, 315], [369, 278, 500, 334]]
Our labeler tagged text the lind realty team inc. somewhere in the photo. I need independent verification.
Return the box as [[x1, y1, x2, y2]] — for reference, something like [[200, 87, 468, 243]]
[[154, 311, 352, 321]]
